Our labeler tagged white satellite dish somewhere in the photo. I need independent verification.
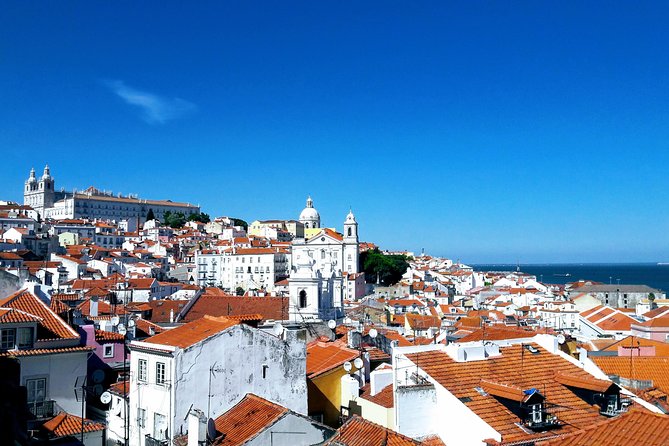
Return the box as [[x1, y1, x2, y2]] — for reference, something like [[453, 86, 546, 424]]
[[118, 324, 127, 335], [556, 334, 566, 345], [100, 391, 112, 405], [368, 328, 378, 339], [111, 316, 120, 326], [272, 322, 284, 337], [343, 361, 352, 372], [127, 318, 136, 328], [327, 319, 336, 330], [343, 317, 352, 324], [353, 358, 364, 369]]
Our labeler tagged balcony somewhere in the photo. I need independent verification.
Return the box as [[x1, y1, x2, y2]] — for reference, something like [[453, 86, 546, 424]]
[[600, 397, 632, 417], [145, 435, 169, 446], [28, 400, 56, 419], [524, 412, 561, 431]]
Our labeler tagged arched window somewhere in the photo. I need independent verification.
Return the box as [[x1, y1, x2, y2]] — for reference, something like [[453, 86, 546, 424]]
[[321, 250, 325, 260], [347, 227, 352, 236], [299, 290, 307, 308]]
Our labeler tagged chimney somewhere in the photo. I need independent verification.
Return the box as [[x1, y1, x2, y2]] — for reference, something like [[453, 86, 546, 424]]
[[90, 296, 99, 317], [187, 409, 207, 446], [370, 367, 393, 396], [169, 308, 174, 323]]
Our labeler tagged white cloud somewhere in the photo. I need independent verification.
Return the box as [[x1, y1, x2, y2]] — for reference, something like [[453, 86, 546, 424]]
[[104, 80, 196, 124]]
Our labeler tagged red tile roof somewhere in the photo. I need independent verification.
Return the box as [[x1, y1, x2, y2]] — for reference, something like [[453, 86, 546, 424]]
[[405, 313, 440, 330], [142, 315, 239, 349], [406, 344, 615, 444], [212, 394, 288, 446], [0, 307, 42, 324], [537, 408, 669, 446], [307, 342, 360, 379], [0, 289, 79, 341], [108, 380, 129, 397], [42, 412, 105, 437], [457, 326, 539, 342], [592, 356, 669, 395], [359, 383, 394, 408], [325, 415, 423, 445], [182, 294, 288, 322], [95, 329, 125, 342], [0, 346, 93, 358]]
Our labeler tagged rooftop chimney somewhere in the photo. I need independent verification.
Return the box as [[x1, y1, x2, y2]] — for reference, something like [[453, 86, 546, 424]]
[[187, 409, 207, 446]]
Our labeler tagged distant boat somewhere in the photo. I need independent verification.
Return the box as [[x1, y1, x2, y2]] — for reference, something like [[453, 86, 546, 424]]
[[554, 273, 571, 277], [658, 263, 669, 266]]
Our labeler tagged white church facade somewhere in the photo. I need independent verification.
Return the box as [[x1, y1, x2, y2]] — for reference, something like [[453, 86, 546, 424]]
[[289, 197, 363, 322]]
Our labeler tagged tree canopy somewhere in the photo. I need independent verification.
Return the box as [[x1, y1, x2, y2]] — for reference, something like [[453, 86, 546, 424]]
[[231, 218, 248, 231], [360, 249, 409, 286]]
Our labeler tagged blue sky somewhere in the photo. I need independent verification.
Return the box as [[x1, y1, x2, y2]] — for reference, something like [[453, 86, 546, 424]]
[[2, 2, 669, 263]]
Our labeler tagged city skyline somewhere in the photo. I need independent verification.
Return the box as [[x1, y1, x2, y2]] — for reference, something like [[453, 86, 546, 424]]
[[3, 2, 669, 263]]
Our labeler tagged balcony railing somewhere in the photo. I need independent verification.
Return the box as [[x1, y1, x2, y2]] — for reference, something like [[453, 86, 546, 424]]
[[28, 400, 56, 419], [145, 435, 169, 446]]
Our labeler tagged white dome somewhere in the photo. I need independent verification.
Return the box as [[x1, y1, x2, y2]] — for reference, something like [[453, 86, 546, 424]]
[[299, 207, 320, 221], [299, 196, 320, 227]]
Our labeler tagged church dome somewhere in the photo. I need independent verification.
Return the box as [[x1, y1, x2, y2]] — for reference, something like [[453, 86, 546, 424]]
[[299, 196, 320, 228]]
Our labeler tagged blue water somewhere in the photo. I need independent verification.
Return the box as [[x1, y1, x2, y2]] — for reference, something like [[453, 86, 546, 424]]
[[472, 263, 669, 292]]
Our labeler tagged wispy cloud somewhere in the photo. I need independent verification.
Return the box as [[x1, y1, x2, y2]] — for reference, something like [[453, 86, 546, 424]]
[[104, 80, 196, 124]]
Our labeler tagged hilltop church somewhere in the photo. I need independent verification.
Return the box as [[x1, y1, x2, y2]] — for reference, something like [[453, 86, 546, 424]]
[[23, 165, 199, 223], [289, 196, 364, 322]]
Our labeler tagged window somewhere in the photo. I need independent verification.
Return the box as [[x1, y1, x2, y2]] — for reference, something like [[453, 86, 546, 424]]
[[26, 377, 47, 412], [156, 362, 166, 385], [529, 403, 543, 423], [138, 359, 147, 382], [299, 290, 307, 308], [138, 408, 146, 428], [1, 328, 15, 349], [262, 364, 269, 379], [321, 250, 325, 260], [103, 344, 114, 358]]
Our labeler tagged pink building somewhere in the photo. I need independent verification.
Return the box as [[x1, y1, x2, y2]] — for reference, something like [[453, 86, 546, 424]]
[[631, 316, 669, 342]]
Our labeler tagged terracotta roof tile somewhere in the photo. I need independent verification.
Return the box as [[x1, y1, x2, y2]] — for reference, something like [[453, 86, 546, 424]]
[[42, 412, 105, 437], [593, 356, 669, 395], [182, 294, 288, 322], [0, 289, 79, 340], [141, 315, 239, 349], [325, 415, 423, 445], [537, 408, 669, 446], [359, 383, 394, 408], [307, 342, 359, 378], [406, 344, 617, 444], [0, 307, 42, 324], [108, 380, 129, 397], [212, 394, 288, 446], [0, 346, 93, 358], [95, 329, 125, 342]]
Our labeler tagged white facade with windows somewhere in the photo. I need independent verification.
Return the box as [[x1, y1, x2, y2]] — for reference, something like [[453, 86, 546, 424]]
[[195, 248, 290, 292], [127, 322, 307, 446]]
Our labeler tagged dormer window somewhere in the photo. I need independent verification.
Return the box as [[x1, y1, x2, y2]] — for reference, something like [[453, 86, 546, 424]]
[[1, 328, 16, 350]]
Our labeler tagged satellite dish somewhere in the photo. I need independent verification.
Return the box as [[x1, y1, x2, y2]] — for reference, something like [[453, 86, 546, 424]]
[[93, 384, 104, 396], [369, 328, 378, 339], [343, 361, 352, 372], [92, 369, 105, 383], [207, 418, 217, 441], [353, 358, 364, 369], [100, 391, 112, 405], [557, 334, 566, 345], [111, 316, 120, 326], [118, 324, 127, 335], [127, 318, 136, 328], [272, 322, 284, 337], [327, 319, 336, 330]]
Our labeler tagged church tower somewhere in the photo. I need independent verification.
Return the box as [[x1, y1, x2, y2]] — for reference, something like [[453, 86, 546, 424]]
[[343, 209, 359, 273], [23, 165, 55, 218]]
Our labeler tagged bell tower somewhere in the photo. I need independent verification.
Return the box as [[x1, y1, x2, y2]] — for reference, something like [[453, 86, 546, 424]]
[[343, 209, 359, 273], [23, 165, 55, 218]]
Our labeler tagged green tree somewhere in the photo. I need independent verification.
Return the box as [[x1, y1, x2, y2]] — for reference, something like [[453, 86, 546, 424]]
[[165, 212, 187, 228], [188, 212, 211, 223], [360, 249, 409, 286], [231, 218, 248, 231], [236, 286, 245, 296], [146, 208, 156, 221]]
